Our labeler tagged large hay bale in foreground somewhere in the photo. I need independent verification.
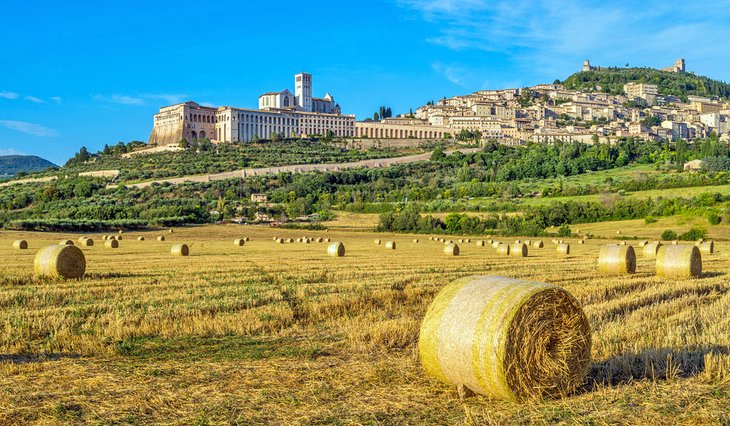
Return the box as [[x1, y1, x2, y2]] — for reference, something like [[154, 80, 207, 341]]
[[234, 238, 245, 246], [13, 240, 28, 250], [656, 245, 702, 277], [557, 244, 570, 255], [34, 245, 86, 279], [419, 276, 591, 401], [327, 242, 345, 257], [643, 242, 662, 258], [105, 239, 119, 249], [598, 245, 636, 275], [444, 244, 460, 256], [532, 240, 544, 248], [510, 243, 528, 257], [496, 243, 511, 256], [157, 236, 166, 242], [171, 244, 189, 256], [59, 240, 74, 246], [696, 241, 714, 254], [385, 241, 396, 250]]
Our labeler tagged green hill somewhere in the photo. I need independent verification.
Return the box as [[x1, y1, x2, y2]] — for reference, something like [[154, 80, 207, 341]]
[[0, 155, 57, 178], [562, 67, 730, 100]]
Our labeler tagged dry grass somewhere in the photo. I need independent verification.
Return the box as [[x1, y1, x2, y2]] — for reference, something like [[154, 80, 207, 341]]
[[0, 225, 728, 424]]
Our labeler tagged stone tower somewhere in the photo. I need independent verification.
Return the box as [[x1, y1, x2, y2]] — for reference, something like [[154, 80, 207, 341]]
[[295, 72, 312, 112], [582, 59, 592, 72]]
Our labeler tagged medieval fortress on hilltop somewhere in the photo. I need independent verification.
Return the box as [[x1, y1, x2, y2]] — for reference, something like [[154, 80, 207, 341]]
[[583, 58, 686, 73], [148, 73, 355, 146]]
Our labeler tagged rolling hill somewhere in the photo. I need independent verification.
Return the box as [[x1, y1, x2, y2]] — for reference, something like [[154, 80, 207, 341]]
[[0, 155, 57, 178]]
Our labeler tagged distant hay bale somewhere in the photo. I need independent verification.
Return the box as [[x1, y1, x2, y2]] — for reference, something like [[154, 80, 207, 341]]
[[532, 241, 544, 248], [118, 230, 124, 234], [465, 238, 471, 243], [496, 243, 511, 255], [557, 244, 570, 255], [304, 238, 311, 244], [515, 240, 522, 244], [696, 241, 714, 254], [116, 235, 123, 240], [286, 238, 294, 243], [444, 244, 460, 256], [244, 237, 250, 241], [34, 244, 86, 279], [80, 238, 94, 247], [413, 238, 419, 243], [168, 229, 174, 234], [551, 239, 558, 244], [525, 240, 531, 246], [656, 245, 702, 278], [616, 230, 621, 235], [476, 240, 485, 247], [579, 240, 585, 244], [374, 239, 381, 245], [171, 244, 189, 256], [234, 238, 245, 246], [317, 237, 323, 243], [324, 238, 331, 243], [458, 239, 464, 243], [697, 238, 704, 244], [385, 241, 396, 250], [297, 238, 303, 243], [78, 237, 88, 243], [419, 276, 591, 400], [619, 241, 626, 246], [444, 240, 454, 245], [137, 236, 145, 241], [510, 243, 528, 257], [157, 236, 165, 241], [105, 239, 119, 249], [273, 237, 278, 241], [598, 245, 636, 275], [327, 242, 345, 257], [491, 241, 501, 248], [643, 242, 662, 258], [638, 241, 648, 247], [59, 240, 74, 246], [671, 240, 679, 245], [13, 240, 28, 250]]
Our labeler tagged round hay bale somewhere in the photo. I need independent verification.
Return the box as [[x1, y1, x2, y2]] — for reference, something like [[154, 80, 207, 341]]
[[579, 240, 585, 244], [171, 244, 189, 256], [487, 239, 493, 244], [465, 238, 471, 243], [13, 240, 28, 250], [476, 240, 485, 247], [458, 239, 464, 243], [116, 235, 123, 241], [491, 241, 501, 248], [656, 245, 702, 277], [419, 276, 591, 400], [697, 241, 714, 254], [374, 239, 381, 245], [638, 241, 648, 247], [598, 245, 636, 275], [287, 238, 294, 243], [697, 238, 704, 244], [304, 238, 311, 244], [551, 239, 558, 244], [137, 236, 145, 241], [118, 230, 124, 234], [168, 229, 174, 234], [157, 236, 165, 242], [324, 238, 331, 243], [444, 244, 460, 256], [327, 242, 345, 257], [671, 240, 679, 245], [273, 237, 278, 241], [105, 239, 119, 249], [80, 238, 94, 247], [317, 237, 323, 243], [234, 238, 245, 246], [616, 230, 621, 235], [78, 237, 88, 243], [385, 241, 396, 250], [510, 243, 528, 257], [618, 241, 626, 246], [496, 243, 511, 256], [244, 237, 250, 241], [413, 238, 419, 243], [515, 240, 522, 244], [59, 240, 74, 246], [557, 244, 570, 255], [34, 245, 86, 279], [643, 242, 662, 258], [532, 241, 544, 248], [525, 240, 531, 246], [444, 240, 454, 245]]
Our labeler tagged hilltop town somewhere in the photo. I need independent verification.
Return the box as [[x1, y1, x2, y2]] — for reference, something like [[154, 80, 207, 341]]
[[146, 59, 730, 152]]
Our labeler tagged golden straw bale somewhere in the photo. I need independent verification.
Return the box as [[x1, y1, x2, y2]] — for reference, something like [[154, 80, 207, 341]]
[[579, 240, 585, 244], [59, 240, 74, 246], [317, 237, 323, 243], [157, 236, 165, 241], [79, 238, 94, 247], [287, 238, 294, 243], [385, 241, 396, 250], [171, 244, 189, 256], [168, 229, 174, 234], [244, 237, 250, 241], [327, 242, 345, 257], [234, 239, 245, 246], [324, 238, 330, 243], [557, 244, 570, 255], [458, 239, 464, 243], [492, 241, 501, 248], [598, 245, 636, 275], [34, 244, 86, 279], [643, 242, 662, 258], [510, 243, 528, 257], [419, 276, 591, 400], [476, 240, 485, 247], [532, 241, 544, 248], [515, 240, 522, 244], [105, 239, 119, 249], [656, 245, 702, 277], [116, 235, 123, 240], [616, 230, 621, 235], [638, 241, 648, 247], [465, 238, 471, 243], [413, 238, 419, 243], [619, 241, 627, 246], [496, 243, 511, 256], [118, 230, 124, 234], [374, 239, 381, 245], [444, 244, 460, 256], [13, 240, 28, 250], [696, 241, 714, 254], [137, 237, 145, 241]]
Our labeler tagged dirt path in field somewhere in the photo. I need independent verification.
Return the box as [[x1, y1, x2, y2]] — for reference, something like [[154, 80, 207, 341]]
[[113, 148, 481, 189]]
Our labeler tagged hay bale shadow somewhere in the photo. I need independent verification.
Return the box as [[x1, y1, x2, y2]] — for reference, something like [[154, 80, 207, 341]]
[[0, 353, 82, 364], [582, 345, 729, 391]]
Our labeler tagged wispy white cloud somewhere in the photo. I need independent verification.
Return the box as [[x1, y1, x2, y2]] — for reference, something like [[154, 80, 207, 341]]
[[95, 93, 188, 106], [0, 91, 20, 100], [50, 96, 62, 104], [431, 62, 468, 86], [0, 148, 25, 156], [24, 95, 45, 104], [0, 120, 58, 137]]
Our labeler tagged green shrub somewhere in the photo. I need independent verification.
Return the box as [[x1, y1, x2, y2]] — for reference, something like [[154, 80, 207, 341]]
[[644, 216, 658, 224], [661, 230, 678, 240], [557, 224, 572, 237], [707, 212, 722, 225], [679, 227, 706, 241]]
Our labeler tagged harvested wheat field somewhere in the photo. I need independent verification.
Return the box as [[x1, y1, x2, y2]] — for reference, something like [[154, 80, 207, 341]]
[[0, 225, 728, 424]]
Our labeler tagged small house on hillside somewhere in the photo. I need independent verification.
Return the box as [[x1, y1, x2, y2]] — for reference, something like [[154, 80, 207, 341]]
[[683, 159, 702, 172]]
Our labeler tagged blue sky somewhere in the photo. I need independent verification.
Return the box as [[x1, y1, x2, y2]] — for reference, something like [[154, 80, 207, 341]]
[[1, 0, 729, 164]]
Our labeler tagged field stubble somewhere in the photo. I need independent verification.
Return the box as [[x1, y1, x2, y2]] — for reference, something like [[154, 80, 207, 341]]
[[0, 226, 728, 424]]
